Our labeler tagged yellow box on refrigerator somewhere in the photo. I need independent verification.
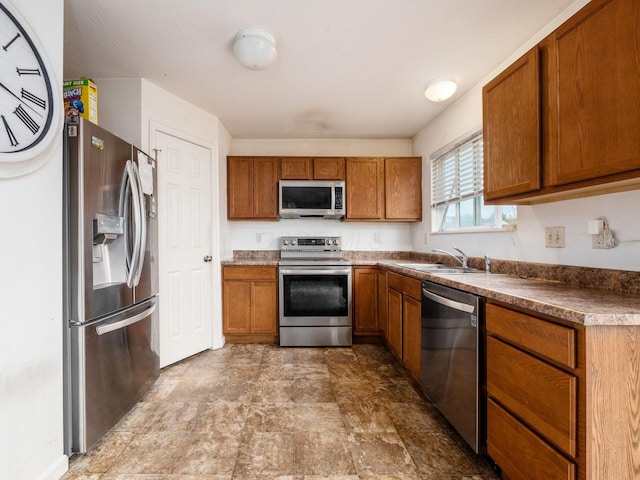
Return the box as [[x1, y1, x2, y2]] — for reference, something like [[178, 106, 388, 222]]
[[63, 78, 98, 124]]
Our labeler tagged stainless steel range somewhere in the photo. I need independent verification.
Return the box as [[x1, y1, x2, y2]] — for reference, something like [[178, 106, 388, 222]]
[[279, 236, 352, 347]]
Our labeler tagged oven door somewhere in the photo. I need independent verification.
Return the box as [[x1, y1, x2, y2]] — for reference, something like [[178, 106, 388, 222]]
[[279, 266, 352, 326]]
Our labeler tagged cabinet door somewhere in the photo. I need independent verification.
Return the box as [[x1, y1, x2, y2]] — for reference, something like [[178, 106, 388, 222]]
[[353, 268, 379, 335], [546, 0, 640, 186], [387, 288, 403, 359], [385, 157, 422, 220], [227, 156, 254, 219], [281, 157, 312, 179], [487, 399, 576, 480], [251, 281, 278, 334], [253, 157, 279, 219], [483, 47, 541, 201], [487, 336, 577, 456], [402, 295, 421, 381], [314, 157, 345, 180], [223, 280, 252, 334], [345, 157, 385, 220], [378, 270, 388, 341]]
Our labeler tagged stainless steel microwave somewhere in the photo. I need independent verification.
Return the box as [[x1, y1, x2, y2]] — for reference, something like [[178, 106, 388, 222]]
[[279, 180, 345, 219]]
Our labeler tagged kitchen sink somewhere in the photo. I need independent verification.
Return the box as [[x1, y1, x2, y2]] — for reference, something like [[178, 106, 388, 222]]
[[393, 262, 487, 274], [393, 262, 447, 270]]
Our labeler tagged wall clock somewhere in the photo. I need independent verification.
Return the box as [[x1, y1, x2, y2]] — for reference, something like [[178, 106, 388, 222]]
[[0, 1, 60, 178]]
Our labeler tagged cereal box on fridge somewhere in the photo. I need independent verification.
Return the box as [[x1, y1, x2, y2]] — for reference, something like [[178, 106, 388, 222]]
[[63, 78, 98, 124]]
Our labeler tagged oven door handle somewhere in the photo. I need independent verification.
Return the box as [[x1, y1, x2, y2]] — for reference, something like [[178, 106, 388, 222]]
[[279, 267, 352, 275], [422, 288, 475, 314]]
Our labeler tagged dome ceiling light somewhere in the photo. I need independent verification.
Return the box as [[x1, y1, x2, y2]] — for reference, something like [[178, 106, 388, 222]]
[[233, 27, 278, 70], [424, 78, 457, 102]]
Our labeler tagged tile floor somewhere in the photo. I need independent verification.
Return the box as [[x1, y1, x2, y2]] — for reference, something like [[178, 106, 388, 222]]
[[62, 343, 499, 480]]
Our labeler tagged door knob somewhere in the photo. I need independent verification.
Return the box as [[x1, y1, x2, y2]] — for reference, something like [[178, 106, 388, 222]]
[[203, 255, 212, 262]]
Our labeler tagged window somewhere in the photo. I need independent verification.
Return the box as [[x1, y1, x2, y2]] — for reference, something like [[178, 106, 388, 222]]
[[431, 130, 516, 233]]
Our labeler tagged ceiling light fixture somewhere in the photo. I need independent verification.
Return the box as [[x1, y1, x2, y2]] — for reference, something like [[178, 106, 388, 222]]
[[424, 78, 457, 102], [233, 27, 278, 70]]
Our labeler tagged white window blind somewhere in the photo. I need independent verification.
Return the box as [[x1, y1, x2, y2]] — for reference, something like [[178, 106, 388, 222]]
[[431, 131, 483, 208]]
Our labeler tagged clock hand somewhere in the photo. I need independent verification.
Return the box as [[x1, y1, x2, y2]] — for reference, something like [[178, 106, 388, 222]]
[[0, 80, 42, 118]]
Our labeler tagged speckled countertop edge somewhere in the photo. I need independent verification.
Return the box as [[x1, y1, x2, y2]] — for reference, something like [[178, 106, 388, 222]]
[[377, 262, 640, 326], [221, 253, 640, 326]]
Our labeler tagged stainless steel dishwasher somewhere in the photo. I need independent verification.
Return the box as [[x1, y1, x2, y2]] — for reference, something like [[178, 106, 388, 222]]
[[421, 280, 484, 453]]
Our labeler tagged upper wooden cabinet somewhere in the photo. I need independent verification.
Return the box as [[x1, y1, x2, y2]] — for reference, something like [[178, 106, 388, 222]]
[[385, 157, 422, 220], [483, 47, 541, 201], [227, 155, 421, 221], [227, 156, 280, 220], [345, 157, 422, 221], [280, 157, 345, 180], [345, 157, 385, 220], [546, 0, 640, 186], [483, 0, 640, 204]]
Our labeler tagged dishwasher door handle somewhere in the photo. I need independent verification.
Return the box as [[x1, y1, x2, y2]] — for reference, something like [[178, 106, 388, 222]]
[[422, 288, 475, 314]]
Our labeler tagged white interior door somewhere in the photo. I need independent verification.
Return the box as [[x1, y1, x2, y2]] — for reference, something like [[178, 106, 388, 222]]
[[155, 130, 213, 367]]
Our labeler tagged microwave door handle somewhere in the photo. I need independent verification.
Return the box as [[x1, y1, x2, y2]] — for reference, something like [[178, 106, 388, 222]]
[[131, 161, 147, 286], [422, 288, 475, 314], [95, 302, 157, 335]]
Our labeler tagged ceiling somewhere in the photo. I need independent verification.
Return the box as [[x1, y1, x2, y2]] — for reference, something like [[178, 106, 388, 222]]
[[63, 0, 574, 140]]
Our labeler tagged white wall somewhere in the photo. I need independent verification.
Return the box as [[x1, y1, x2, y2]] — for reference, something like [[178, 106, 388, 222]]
[[411, 0, 640, 272], [0, 1, 67, 479], [91, 78, 143, 146], [228, 139, 415, 253]]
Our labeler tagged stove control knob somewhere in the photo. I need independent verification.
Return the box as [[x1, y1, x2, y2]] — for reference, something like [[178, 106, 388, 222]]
[[291, 239, 297, 245], [283, 239, 289, 245], [333, 239, 339, 245], [326, 239, 331, 245]]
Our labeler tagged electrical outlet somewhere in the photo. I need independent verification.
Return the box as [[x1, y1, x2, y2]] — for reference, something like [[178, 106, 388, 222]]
[[545, 226, 565, 248], [424, 232, 429, 244], [373, 233, 382, 244], [592, 233, 606, 249], [255, 233, 262, 244]]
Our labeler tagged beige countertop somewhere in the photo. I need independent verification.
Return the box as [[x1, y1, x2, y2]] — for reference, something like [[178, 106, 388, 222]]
[[221, 257, 640, 326]]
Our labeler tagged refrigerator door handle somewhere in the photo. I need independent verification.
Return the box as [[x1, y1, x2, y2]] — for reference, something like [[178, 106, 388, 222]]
[[119, 160, 143, 288], [95, 301, 157, 336], [131, 161, 147, 287]]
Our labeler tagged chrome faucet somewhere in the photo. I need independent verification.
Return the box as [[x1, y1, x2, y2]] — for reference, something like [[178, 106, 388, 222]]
[[432, 248, 468, 269]]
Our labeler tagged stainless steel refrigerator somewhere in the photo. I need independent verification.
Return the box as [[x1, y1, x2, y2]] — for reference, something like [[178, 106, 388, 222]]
[[63, 118, 159, 454]]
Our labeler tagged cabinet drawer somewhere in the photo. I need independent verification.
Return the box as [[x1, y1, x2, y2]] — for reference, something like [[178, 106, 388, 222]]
[[223, 266, 277, 281], [487, 399, 576, 480], [486, 303, 576, 368], [487, 336, 577, 456], [387, 272, 421, 299]]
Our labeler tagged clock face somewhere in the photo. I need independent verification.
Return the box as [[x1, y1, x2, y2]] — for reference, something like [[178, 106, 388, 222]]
[[0, 1, 58, 176]]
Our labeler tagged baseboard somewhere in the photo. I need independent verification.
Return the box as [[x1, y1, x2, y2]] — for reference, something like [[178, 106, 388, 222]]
[[35, 454, 68, 480]]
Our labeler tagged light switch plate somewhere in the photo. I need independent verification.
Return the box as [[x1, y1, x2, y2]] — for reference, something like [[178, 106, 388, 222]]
[[545, 226, 565, 248]]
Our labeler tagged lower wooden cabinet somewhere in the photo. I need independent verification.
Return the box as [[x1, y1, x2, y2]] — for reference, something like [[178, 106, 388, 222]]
[[387, 288, 403, 359], [222, 265, 278, 342], [387, 272, 421, 381], [487, 399, 576, 480], [486, 303, 578, 480], [353, 267, 381, 336], [377, 269, 388, 341], [401, 294, 421, 380]]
